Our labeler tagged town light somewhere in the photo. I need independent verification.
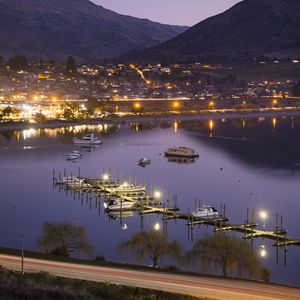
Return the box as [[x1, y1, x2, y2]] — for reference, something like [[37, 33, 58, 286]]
[[134, 103, 141, 109], [209, 101, 215, 108], [173, 101, 179, 108]]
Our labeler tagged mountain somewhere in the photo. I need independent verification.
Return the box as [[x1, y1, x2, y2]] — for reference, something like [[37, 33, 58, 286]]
[[0, 0, 187, 61], [124, 0, 300, 63]]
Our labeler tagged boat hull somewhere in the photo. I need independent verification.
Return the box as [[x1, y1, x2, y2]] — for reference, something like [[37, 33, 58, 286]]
[[165, 153, 199, 158], [73, 138, 102, 145]]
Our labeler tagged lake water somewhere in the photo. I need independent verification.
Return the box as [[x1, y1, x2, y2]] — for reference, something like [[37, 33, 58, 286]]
[[0, 116, 300, 286]]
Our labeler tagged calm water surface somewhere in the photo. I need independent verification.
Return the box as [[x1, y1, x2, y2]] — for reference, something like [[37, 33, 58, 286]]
[[0, 116, 300, 286]]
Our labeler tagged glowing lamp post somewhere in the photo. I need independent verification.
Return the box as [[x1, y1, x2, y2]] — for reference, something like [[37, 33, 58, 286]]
[[102, 174, 109, 181], [260, 210, 268, 229], [154, 191, 161, 199]]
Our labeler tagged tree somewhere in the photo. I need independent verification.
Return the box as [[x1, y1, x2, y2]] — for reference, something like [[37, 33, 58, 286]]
[[120, 230, 181, 268], [38, 222, 93, 257], [261, 267, 271, 282], [65, 56, 77, 75], [7, 54, 28, 71], [2, 106, 13, 117], [186, 234, 262, 278], [34, 112, 47, 123], [86, 97, 105, 116]]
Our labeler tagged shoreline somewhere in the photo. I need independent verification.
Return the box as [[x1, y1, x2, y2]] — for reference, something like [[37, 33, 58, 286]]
[[1, 109, 300, 132]]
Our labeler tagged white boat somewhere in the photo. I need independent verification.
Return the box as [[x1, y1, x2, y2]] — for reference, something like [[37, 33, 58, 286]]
[[66, 150, 81, 160], [55, 176, 83, 185], [104, 199, 135, 211], [73, 133, 102, 145], [111, 183, 146, 194], [138, 158, 151, 166], [164, 147, 199, 158], [191, 205, 218, 219]]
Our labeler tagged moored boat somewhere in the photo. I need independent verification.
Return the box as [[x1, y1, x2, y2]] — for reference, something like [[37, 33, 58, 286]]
[[164, 147, 199, 158], [55, 176, 83, 185], [191, 205, 218, 219], [104, 199, 135, 211], [73, 133, 102, 145], [138, 158, 151, 166], [111, 183, 146, 194], [66, 150, 82, 160]]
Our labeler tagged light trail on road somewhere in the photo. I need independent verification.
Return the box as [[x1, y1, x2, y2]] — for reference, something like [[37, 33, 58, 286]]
[[0, 254, 299, 300]]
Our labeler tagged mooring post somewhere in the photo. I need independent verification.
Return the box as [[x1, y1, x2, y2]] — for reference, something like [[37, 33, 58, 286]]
[[276, 212, 279, 264], [21, 234, 24, 275], [251, 208, 255, 239]]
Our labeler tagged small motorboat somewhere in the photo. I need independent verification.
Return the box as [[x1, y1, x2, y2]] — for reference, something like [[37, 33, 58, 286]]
[[66, 150, 81, 160], [73, 133, 103, 145], [191, 205, 218, 219], [55, 176, 83, 185], [138, 158, 151, 166], [111, 183, 146, 194], [104, 199, 136, 211], [164, 146, 199, 158]]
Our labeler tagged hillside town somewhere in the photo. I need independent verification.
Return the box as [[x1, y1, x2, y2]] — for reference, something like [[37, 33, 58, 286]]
[[0, 55, 300, 123]]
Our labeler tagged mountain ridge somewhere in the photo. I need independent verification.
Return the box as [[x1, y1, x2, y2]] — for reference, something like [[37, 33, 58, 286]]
[[122, 0, 300, 63], [0, 0, 188, 61]]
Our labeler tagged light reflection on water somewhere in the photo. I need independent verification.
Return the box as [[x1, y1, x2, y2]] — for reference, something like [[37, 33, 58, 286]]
[[0, 116, 300, 286]]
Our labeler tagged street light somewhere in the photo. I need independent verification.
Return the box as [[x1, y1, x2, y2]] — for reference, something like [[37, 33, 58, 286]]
[[173, 102, 179, 109], [260, 210, 268, 229], [102, 174, 109, 181], [154, 191, 161, 199]]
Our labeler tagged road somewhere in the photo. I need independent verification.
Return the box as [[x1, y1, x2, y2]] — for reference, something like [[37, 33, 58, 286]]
[[0, 254, 299, 300]]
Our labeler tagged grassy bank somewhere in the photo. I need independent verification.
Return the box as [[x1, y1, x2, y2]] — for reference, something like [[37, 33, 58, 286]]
[[0, 266, 203, 300]]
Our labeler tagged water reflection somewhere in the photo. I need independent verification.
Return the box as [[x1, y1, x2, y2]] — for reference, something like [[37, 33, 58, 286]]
[[167, 157, 197, 164]]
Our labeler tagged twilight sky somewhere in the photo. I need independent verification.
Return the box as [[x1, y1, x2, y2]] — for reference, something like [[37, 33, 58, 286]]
[[92, 0, 242, 26]]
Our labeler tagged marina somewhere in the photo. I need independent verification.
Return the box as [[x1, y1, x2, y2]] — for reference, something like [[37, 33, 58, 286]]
[[53, 170, 300, 248]]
